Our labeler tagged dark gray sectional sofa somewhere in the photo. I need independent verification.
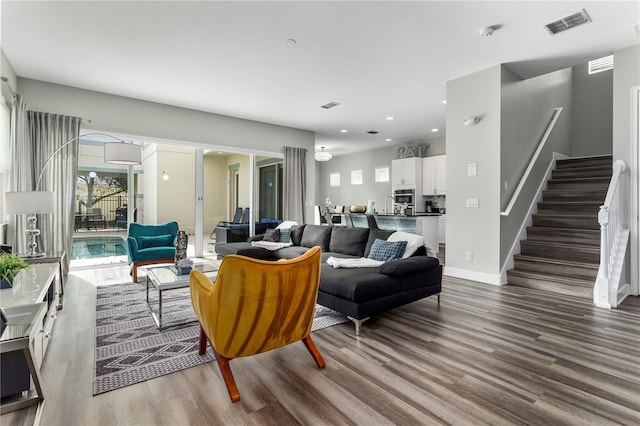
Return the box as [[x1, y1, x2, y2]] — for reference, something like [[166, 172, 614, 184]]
[[214, 224, 442, 334]]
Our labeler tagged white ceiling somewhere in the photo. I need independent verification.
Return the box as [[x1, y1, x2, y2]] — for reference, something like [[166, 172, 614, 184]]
[[2, 1, 638, 157]]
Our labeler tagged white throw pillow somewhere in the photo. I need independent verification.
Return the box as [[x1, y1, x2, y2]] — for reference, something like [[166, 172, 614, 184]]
[[275, 220, 298, 230], [387, 231, 424, 258]]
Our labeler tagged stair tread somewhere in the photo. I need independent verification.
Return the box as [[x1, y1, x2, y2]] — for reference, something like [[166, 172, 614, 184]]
[[538, 201, 602, 205], [507, 269, 594, 287], [549, 176, 610, 181], [513, 254, 599, 269], [527, 226, 599, 234], [533, 213, 598, 218], [521, 240, 600, 251]]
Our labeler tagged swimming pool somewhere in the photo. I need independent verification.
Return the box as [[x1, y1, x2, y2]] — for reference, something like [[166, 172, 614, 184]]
[[71, 236, 128, 260]]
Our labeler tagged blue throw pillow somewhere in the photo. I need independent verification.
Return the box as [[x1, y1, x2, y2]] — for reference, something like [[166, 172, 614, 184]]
[[367, 239, 407, 262], [138, 234, 173, 249], [278, 228, 291, 243]]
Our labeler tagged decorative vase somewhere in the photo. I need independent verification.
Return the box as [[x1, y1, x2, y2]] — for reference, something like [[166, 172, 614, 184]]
[[324, 213, 334, 226]]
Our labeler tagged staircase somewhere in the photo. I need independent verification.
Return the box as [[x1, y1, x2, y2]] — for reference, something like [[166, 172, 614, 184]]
[[507, 155, 612, 299]]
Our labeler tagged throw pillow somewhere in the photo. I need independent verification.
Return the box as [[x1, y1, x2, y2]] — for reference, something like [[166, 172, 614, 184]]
[[276, 220, 298, 230], [263, 228, 280, 242], [387, 231, 424, 258], [278, 228, 291, 243], [367, 239, 407, 262], [138, 234, 173, 249]]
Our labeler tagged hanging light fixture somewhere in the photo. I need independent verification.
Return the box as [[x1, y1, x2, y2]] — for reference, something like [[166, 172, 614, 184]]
[[315, 146, 332, 162]]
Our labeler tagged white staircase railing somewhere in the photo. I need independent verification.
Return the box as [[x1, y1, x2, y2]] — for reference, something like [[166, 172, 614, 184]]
[[594, 159, 630, 308]]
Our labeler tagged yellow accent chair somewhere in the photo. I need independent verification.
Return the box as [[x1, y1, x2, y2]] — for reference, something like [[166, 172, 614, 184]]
[[189, 246, 325, 403]]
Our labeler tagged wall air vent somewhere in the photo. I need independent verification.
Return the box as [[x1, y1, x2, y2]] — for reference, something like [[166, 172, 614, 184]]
[[588, 55, 614, 74], [544, 9, 592, 35], [321, 101, 340, 109], [367, 130, 379, 135]]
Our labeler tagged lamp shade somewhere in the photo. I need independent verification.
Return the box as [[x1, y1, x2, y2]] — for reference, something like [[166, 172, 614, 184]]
[[104, 142, 141, 165], [315, 147, 332, 162], [5, 191, 56, 214]]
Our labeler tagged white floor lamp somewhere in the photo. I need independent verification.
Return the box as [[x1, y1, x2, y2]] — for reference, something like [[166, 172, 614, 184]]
[[5, 133, 141, 257]]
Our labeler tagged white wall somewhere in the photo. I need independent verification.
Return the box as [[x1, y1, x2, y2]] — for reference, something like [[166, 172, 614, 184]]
[[203, 154, 229, 233], [613, 43, 640, 295], [445, 65, 502, 283], [499, 66, 573, 264], [15, 78, 317, 221], [571, 63, 613, 156]]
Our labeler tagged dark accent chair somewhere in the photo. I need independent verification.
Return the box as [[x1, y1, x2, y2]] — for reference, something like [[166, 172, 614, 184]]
[[127, 221, 180, 282]]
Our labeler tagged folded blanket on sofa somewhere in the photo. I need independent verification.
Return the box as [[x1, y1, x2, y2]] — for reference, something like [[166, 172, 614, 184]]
[[251, 241, 293, 251], [327, 256, 384, 268]]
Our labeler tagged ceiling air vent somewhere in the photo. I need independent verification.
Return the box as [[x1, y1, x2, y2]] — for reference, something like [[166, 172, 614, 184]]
[[544, 9, 592, 35], [588, 55, 614, 74], [321, 101, 340, 109], [367, 130, 379, 135]]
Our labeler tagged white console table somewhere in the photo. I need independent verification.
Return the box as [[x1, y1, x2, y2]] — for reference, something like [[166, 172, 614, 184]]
[[0, 263, 60, 414]]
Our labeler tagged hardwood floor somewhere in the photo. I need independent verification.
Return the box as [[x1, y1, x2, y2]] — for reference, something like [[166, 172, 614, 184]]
[[2, 265, 639, 425]]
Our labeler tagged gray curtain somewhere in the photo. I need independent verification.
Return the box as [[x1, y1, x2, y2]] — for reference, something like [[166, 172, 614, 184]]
[[28, 111, 81, 275], [282, 146, 306, 224], [7, 95, 32, 252]]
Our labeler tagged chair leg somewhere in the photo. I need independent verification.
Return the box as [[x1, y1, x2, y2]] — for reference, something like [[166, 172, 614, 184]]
[[131, 263, 138, 283], [212, 348, 240, 403], [302, 335, 326, 369], [198, 326, 208, 355]]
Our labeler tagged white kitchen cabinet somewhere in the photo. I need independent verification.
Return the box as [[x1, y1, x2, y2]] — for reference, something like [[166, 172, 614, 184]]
[[422, 155, 446, 195], [392, 158, 422, 191], [438, 214, 446, 245]]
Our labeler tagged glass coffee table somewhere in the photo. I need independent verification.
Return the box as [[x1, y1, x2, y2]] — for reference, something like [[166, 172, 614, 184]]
[[143, 260, 221, 329]]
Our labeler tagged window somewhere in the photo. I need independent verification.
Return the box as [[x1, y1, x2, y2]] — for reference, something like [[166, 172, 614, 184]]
[[588, 55, 613, 74]]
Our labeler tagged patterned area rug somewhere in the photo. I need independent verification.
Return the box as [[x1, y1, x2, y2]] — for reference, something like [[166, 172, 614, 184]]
[[94, 282, 348, 395]]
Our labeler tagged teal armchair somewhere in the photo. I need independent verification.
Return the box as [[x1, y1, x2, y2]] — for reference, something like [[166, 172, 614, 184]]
[[127, 221, 181, 282]]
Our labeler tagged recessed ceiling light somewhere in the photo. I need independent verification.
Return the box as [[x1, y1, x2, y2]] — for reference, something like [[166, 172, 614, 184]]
[[386, 116, 394, 121], [385, 138, 392, 142], [442, 100, 447, 104], [340, 129, 348, 133], [431, 128, 439, 132], [285, 38, 297, 45]]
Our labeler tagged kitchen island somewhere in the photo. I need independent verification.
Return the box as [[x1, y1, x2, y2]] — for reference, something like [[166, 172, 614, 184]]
[[345, 213, 440, 253]]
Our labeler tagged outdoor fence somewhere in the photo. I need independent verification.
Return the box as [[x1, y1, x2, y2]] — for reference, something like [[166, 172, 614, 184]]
[[75, 195, 128, 230]]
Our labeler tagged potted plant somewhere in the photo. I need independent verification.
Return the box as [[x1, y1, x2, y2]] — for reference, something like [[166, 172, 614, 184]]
[[0, 253, 29, 289]]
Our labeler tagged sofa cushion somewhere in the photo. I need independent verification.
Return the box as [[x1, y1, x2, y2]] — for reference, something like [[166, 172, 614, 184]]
[[273, 245, 311, 260], [364, 229, 395, 257], [367, 239, 407, 262], [300, 224, 332, 251], [377, 256, 440, 276], [329, 227, 370, 257], [319, 265, 402, 303], [138, 234, 173, 249], [214, 242, 275, 260], [133, 246, 175, 261], [263, 228, 280, 242], [290, 225, 306, 246]]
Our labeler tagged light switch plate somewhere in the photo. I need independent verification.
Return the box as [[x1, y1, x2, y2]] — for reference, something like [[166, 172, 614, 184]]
[[467, 163, 477, 177], [466, 198, 479, 208]]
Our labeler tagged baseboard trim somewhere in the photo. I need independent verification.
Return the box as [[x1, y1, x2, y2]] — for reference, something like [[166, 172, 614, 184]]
[[443, 266, 504, 286]]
